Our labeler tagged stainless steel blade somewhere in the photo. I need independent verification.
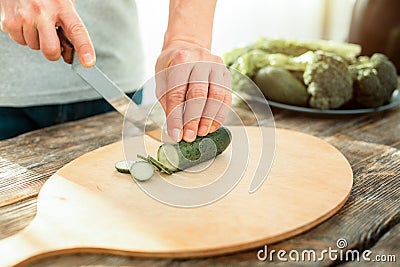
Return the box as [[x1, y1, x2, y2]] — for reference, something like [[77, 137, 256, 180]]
[[72, 62, 170, 143]]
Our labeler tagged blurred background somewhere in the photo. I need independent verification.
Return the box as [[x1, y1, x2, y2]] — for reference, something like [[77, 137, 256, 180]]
[[136, 0, 355, 79], [137, 0, 400, 79], [137, 0, 400, 105]]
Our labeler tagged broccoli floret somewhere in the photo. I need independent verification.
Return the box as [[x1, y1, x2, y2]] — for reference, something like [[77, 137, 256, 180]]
[[303, 51, 353, 109], [350, 53, 397, 107]]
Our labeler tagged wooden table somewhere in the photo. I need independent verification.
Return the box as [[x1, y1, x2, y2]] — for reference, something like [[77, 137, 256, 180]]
[[0, 103, 399, 266]]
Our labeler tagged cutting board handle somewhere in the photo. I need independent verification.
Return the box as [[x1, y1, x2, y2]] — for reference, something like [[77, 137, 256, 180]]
[[0, 223, 64, 267]]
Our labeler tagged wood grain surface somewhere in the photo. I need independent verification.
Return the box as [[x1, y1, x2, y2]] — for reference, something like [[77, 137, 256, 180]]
[[0, 102, 399, 266]]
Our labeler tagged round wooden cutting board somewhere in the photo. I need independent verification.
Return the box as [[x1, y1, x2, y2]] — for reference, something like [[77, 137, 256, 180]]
[[0, 127, 353, 267]]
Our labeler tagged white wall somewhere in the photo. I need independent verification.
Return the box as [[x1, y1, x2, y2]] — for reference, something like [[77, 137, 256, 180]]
[[323, 0, 355, 41], [212, 0, 325, 54], [136, 0, 355, 79], [136, 0, 169, 80]]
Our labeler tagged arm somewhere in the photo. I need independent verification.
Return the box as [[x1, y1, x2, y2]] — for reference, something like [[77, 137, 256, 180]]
[[163, 0, 216, 51], [156, 0, 232, 142], [0, 0, 95, 67]]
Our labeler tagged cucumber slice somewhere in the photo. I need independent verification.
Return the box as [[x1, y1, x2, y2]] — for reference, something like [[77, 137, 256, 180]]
[[137, 154, 174, 174], [130, 161, 155, 181], [137, 154, 162, 172], [157, 144, 180, 172], [115, 160, 135, 174], [147, 155, 175, 175]]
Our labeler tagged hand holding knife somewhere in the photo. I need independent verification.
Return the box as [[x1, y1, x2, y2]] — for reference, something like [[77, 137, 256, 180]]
[[56, 27, 75, 65], [56, 28, 171, 143]]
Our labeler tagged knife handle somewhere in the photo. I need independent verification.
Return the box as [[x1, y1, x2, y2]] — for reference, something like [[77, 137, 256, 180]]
[[56, 27, 75, 64]]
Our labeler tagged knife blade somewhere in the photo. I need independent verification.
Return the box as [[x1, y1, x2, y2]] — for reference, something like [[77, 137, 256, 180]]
[[57, 28, 170, 143]]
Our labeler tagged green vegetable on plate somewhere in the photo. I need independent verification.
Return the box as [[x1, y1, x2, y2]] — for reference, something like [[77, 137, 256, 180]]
[[254, 66, 308, 107], [350, 53, 398, 108], [224, 37, 398, 110], [303, 51, 353, 109]]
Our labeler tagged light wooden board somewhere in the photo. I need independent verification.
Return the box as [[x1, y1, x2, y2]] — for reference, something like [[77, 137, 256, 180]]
[[0, 127, 353, 267]]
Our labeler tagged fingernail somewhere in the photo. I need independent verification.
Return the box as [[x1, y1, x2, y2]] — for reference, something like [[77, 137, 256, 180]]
[[172, 128, 181, 141], [184, 129, 196, 142], [82, 53, 95, 66], [210, 125, 218, 133], [198, 125, 208, 136]]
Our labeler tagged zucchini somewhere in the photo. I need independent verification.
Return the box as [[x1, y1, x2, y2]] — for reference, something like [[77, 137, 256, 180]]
[[254, 66, 309, 107], [115, 160, 135, 173], [157, 126, 231, 172], [115, 160, 155, 181], [130, 161, 155, 181], [137, 154, 174, 175]]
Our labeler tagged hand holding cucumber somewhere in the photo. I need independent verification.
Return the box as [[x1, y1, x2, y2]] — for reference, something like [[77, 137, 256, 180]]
[[155, 42, 232, 143]]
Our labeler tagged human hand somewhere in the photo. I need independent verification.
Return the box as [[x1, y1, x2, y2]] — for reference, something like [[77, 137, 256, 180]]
[[0, 0, 95, 67], [155, 40, 232, 142]]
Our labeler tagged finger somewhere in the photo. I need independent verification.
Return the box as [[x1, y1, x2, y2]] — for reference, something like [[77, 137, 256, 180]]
[[23, 24, 40, 50], [210, 92, 232, 132], [198, 87, 225, 136], [197, 63, 226, 136], [210, 69, 232, 132], [0, 2, 12, 34], [165, 86, 186, 142], [37, 19, 60, 61], [183, 83, 208, 142], [164, 63, 193, 141], [4, 17, 26, 45], [59, 9, 95, 67], [183, 63, 210, 142], [6, 6, 28, 45], [155, 66, 168, 111], [8, 29, 26, 45]]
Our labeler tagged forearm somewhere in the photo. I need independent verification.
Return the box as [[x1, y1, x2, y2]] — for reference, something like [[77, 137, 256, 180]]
[[163, 0, 217, 49]]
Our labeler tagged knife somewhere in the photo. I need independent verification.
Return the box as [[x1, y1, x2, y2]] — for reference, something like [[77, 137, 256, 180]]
[[57, 28, 171, 143]]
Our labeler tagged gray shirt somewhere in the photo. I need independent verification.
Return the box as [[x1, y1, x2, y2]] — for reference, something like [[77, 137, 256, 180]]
[[0, 0, 144, 107]]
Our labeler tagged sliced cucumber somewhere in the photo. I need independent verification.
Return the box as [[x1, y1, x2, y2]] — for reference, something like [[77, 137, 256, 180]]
[[115, 160, 135, 174], [137, 154, 161, 172], [137, 154, 174, 175], [147, 155, 175, 175], [130, 161, 155, 181], [157, 144, 180, 172]]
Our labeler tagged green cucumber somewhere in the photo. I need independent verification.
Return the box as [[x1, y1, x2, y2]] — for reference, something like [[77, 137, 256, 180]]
[[157, 126, 231, 172], [137, 154, 174, 175], [130, 161, 154, 181], [115, 160, 155, 181], [115, 160, 135, 173]]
